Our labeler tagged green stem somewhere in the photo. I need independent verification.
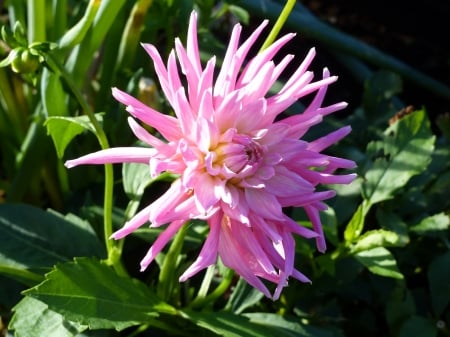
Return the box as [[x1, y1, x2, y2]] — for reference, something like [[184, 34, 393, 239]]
[[188, 268, 234, 309], [27, 0, 46, 42], [196, 265, 215, 299], [44, 54, 116, 269], [0, 265, 44, 286], [157, 223, 188, 301], [259, 0, 296, 52]]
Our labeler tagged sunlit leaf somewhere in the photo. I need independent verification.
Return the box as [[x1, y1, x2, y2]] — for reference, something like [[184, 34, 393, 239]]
[[350, 229, 400, 253], [24, 257, 176, 331], [41, 68, 67, 118], [354, 247, 403, 279], [45, 114, 103, 158], [410, 213, 450, 235], [362, 109, 435, 204], [9, 297, 87, 337]]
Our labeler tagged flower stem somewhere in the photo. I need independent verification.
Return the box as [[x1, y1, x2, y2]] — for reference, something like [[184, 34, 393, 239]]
[[44, 54, 117, 271], [189, 268, 234, 309], [259, 0, 296, 52], [157, 223, 188, 301]]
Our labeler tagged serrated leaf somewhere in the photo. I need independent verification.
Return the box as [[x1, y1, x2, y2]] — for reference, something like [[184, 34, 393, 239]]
[[350, 229, 400, 253], [410, 213, 450, 234], [9, 297, 87, 337], [24, 257, 176, 331], [226, 278, 264, 314], [354, 247, 403, 279], [181, 310, 316, 337], [427, 251, 450, 316], [45, 114, 103, 158], [0, 204, 104, 271], [362, 109, 435, 204]]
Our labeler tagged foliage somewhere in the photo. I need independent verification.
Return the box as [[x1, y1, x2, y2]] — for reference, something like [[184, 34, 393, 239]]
[[0, 0, 449, 336]]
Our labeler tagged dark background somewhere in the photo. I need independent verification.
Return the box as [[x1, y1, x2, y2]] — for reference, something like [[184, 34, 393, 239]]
[[302, 0, 450, 119]]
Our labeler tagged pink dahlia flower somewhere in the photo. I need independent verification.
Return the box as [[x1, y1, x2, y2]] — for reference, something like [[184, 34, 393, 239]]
[[66, 11, 356, 299]]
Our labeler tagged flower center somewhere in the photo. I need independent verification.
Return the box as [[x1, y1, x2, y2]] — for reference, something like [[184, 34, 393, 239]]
[[210, 133, 264, 178]]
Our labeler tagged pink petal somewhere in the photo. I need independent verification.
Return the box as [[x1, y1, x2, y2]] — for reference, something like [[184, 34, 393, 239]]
[[65, 147, 153, 168], [179, 211, 221, 281], [140, 220, 185, 271], [112, 87, 180, 141]]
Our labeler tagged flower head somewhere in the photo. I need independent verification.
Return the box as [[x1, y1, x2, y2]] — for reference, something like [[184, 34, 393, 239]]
[[66, 11, 356, 299]]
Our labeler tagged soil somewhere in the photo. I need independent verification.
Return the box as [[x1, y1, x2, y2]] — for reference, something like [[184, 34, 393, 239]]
[[302, 0, 450, 120]]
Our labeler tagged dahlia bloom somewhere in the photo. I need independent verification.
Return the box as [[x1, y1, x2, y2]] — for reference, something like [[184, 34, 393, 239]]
[[66, 11, 356, 299]]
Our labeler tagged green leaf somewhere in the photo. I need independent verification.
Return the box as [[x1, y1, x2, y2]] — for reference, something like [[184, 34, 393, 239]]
[[362, 70, 402, 124], [9, 297, 87, 337], [41, 68, 67, 118], [228, 5, 250, 25], [354, 247, 403, 279], [410, 213, 450, 234], [350, 229, 400, 254], [58, 0, 101, 50], [244, 313, 335, 337], [45, 114, 103, 158], [398, 316, 437, 337], [427, 251, 450, 316], [362, 109, 435, 205], [0, 204, 104, 271], [181, 310, 319, 337], [343, 201, 370, 242], [24, 257, 176, 331], [226, 278, 264, 314], [122, 162, 154, 201], [375, 209, 410, 247]]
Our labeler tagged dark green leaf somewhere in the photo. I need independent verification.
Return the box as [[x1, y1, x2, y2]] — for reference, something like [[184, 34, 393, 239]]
[[0, 204, 104, 271], [181, 310, 319, 337], [24, 257, 176, 331], [226, 278, 264, 314], [376, 209, 410, 246], [398, 315, 437, 337], [362, 109, 435, 204], [362, 70, 402, 124], [354, 247, 403, 279], [427, 251, 450, 316], [9, 297, 87, 337], [244, 313, 335, 337], [45, 114, 103, 158]]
